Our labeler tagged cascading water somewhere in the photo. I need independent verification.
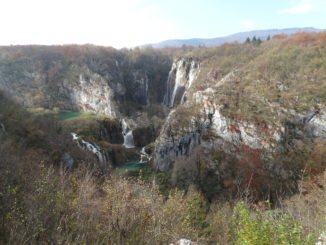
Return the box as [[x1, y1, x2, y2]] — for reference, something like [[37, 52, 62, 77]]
[[121, 119, 135, 148], [71, 132, 107, 163], [163, 58, 200, 108], [139, 147, 152, 163]]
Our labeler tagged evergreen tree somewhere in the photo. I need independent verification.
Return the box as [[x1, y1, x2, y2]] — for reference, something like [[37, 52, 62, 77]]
[[252, 36, 257, 43]]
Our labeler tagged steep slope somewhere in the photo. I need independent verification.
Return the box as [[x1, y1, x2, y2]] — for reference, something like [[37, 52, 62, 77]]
[[155, 32, 326, 199], [0, 45, 171, 118], [0, 46, 175, 170], [1, 32, 326, 200]]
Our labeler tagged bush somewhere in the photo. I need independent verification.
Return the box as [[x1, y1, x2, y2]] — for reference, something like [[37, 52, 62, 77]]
[[231, 201, 311, 245]]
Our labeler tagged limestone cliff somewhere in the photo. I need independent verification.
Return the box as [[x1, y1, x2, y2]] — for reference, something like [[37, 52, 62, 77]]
[[0, 46, 171, 120], [156, 63, 326, 199], [2, 38, 326, 199]]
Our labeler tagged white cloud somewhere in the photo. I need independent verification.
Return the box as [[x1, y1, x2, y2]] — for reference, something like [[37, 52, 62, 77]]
[[0, 0, 178, 48], [279, 0, 317, 14], [240, 19, 255, 29]]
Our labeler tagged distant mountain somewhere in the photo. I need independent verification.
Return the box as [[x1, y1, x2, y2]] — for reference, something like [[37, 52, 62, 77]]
[[144, 27, 325, 48]]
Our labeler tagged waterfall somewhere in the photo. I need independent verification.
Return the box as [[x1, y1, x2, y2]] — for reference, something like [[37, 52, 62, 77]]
[[164, 58, 200, 108], [139, 147, 152, 163], [71, 132, 107, 163], [170, 76, 180, 107], [180, 60, 199, 104], [121, 119, 135, 148]]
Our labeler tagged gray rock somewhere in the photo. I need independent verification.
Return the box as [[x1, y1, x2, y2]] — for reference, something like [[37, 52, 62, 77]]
[[62, 153, 74, 170]]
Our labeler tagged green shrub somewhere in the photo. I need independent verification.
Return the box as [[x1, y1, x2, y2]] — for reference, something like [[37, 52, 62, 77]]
[[231, 202, 312, 245]]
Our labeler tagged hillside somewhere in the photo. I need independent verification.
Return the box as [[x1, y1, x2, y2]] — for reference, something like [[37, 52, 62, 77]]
[[1, 32, 326, 244]]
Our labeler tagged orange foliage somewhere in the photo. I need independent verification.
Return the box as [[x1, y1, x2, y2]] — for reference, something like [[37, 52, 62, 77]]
[[221, 42, 237, 50], [273, 33, 286, 39], [280, 31, 326, 47]]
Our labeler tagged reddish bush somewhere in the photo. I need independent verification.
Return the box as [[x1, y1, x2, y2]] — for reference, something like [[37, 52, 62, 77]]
[[229, 124, 241, 134]]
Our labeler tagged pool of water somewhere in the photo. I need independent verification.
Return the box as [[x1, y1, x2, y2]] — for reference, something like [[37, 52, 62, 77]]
[[117, 161, 146, 171], [115, 161, 146, 175], [57, 111, 91, 121]]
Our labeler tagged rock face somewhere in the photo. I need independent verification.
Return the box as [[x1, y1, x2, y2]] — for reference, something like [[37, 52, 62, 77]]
[[163, 58, 200, 107], [0, 46, 171, 120], [155, 109, 208, 171], [1, 44, 326, 199], [0, 122, 5, 135], [133, 125, 156, 147], [64, 65, 119, 118], [155, 68, 326, 199], [99, 119, 124, 144], [62, 152, 74, 170]]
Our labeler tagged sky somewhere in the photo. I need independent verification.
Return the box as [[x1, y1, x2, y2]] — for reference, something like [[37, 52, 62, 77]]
[[0, 0, 325, 48]]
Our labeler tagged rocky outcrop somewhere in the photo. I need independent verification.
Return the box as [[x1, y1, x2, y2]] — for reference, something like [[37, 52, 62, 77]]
[[62, 152, 74, 170], [0, 122, 5, 135], [155, 109, 209, 171], [64, 65, 119, 118], [99, 119, 124, 144], [163, 58, 200, 107], [133, 125, 156, 147], [155, 69, 326, 198], [156, 79, 283, 172]]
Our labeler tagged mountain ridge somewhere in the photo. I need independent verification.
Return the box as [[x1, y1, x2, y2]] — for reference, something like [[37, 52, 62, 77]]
[[143, 27, 325, 48]]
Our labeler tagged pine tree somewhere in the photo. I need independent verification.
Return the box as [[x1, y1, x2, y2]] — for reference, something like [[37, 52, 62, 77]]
[[252, 36, 257, 43]]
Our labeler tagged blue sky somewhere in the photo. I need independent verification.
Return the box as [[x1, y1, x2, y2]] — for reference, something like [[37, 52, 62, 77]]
[[0, 0, 325, 48]]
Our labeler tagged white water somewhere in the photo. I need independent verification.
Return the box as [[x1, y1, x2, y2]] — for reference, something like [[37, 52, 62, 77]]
[[71, 132, 106, 163], [180, 60, 199, 104], [139, 146, 152, 163], [121, 119, 135, 148], [167, 59, 200, 107]]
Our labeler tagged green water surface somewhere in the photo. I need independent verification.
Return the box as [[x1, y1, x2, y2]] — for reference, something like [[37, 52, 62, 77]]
[[57, 111, 93, 121], [117, 161, 145, 170]]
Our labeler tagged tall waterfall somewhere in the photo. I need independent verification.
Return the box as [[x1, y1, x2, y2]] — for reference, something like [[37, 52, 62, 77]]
[[121, 119, 135, 148], [163, 58, 200, 108]]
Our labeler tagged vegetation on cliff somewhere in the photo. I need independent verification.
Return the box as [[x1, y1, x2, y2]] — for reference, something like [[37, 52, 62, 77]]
[[1, 32, 326, 244], [0, 89, 325, 244]]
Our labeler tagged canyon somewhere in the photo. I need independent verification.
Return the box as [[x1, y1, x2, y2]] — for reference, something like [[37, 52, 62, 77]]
[[1, 33, 326, 200]]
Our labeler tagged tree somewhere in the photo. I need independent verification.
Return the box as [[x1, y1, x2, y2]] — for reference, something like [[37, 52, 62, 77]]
[[252, 36, 257, 43]]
